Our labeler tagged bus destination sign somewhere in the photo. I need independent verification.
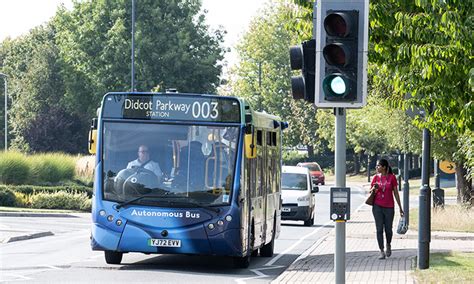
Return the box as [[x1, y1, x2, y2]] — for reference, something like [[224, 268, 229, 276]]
[[103, 94, 241, 123]]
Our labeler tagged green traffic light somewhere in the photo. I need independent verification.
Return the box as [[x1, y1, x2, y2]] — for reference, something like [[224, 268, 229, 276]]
[[330, 76, 346, 95]]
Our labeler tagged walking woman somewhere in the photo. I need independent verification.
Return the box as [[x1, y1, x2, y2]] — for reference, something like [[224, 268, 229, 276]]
[[370, 158, 404, 259]]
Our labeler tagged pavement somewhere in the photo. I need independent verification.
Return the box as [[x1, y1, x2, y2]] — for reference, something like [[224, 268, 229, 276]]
[[1, 187, 473, 284], [272, 184, 474, 284]]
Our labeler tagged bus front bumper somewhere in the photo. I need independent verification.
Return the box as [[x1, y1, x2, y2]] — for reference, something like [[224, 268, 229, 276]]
[[91, 222, 242, 257]]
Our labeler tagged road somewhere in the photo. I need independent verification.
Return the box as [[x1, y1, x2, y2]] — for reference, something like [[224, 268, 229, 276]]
[[0, 185, 366, 283]]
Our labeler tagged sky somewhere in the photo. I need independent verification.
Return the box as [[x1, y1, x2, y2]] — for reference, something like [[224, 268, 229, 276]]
[[0, 0, 267, 68]]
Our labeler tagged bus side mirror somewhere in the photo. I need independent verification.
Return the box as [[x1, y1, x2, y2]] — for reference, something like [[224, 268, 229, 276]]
[[245, 133, 256, 159], [88, 118, 98, 155]]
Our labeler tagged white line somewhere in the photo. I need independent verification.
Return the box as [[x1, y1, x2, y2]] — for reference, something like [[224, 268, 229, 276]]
[[1, 273, 33, 281], [234, 221, 333, 283], [265, 220, 333, 267]]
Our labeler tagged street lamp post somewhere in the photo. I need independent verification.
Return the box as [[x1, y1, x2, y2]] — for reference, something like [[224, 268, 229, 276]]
[[0, 73, 7, 151]]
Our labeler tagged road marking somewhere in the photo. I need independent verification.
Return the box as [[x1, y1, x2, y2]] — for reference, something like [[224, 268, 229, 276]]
[[1, 273, 33, 281], [236, 187, 368, 283], [235, 220, 333, 283], [265, 220, 333, 267]]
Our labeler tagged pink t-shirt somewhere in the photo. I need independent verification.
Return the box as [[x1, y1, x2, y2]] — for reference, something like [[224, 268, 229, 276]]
[[371, 173, 397, 208]]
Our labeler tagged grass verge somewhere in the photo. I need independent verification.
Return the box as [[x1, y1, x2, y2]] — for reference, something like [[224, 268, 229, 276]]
[[409, 205, 474, 233], [413, 252, 474, 283]]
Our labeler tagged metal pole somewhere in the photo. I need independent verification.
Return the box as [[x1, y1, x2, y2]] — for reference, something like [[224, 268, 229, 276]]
[[403, 153, 410, 226], [0, 73, 7, 151], [432, 160, 444, 208], [334, 108, 346, 284], [131, 0, 136, 92], [398, 153, 402, 191], [418, 127, 431, 269], [367, 154, 370, 182]]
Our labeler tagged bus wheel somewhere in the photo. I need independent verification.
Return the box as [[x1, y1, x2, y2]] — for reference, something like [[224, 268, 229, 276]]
[[233, 254, 250, 268], [104, 250, 123, 264], [260, 219, 275, 257], [260, 238, 274, 257]]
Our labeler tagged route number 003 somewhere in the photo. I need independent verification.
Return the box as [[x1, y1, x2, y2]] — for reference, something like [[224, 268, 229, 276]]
[[192, 102, 218, 119]]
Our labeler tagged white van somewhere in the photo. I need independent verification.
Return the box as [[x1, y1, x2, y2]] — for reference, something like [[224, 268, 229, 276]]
[[281, 166, 318, 226]]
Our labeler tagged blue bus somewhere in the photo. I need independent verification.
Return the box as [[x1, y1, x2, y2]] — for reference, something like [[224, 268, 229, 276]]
[[88, 92, 287, 268]]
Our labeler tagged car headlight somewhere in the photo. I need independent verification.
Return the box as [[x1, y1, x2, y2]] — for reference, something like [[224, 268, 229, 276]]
[[297, 196, 310, 202]]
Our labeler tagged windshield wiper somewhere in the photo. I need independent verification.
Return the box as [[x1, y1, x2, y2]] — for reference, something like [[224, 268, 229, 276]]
[[116, 192, 169, 209], [115, 193, 220, 213], [154, 195, 221, 213]]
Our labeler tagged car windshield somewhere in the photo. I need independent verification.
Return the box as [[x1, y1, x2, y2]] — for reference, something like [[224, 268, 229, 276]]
[[301, 163, 321, 172], [102, 122, 239, 207], [282, 173, 307, 190]]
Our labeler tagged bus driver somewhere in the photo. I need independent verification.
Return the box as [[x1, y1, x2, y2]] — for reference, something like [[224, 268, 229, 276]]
[[127, 145, 163, 182]]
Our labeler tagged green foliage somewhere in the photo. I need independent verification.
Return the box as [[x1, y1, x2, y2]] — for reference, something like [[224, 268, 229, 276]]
[[0, 184, 93, 198], [228, 1, 324, 153], [13, 192, 30, 207], [30, 191, 90, 211], [0, 152, 30, 185], [29, 153, 76, 184], [1, 0, 225, 153], [0, 188, 16, 206], [282, 151, 308, 166]]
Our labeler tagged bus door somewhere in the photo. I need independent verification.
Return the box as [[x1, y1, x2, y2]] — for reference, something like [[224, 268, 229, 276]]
[[261, 131, 269, 242], [253, 130, 264, 248]]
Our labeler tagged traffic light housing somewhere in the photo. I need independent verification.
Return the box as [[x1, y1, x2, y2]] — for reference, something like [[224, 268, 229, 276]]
[[289, 39, 315, 103], [315, 0, 368, 108]]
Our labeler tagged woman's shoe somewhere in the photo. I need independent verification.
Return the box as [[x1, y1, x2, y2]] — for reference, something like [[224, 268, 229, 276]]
[[379, 250, 386, 259], [386, 244, 392, 257]]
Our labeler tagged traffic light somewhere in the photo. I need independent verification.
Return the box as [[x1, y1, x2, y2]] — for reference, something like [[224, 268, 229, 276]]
[[315, 0, 368, 108], [289, 39, 315, 103]]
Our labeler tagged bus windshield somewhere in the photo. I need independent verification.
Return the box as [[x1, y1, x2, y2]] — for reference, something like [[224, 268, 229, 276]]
[[102, 121, 239, 207]]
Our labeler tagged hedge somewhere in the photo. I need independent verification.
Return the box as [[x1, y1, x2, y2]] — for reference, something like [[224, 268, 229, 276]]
[[30, 192, 91, 211], [0, 185, 93, 198], [0, 188, 16, 206]]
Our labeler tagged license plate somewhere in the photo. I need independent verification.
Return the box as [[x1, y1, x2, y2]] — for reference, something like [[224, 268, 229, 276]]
[[282, 207, 291, 212], [148, 239, 181, 247]]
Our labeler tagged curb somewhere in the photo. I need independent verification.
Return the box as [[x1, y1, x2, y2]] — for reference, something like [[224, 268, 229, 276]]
[[2, 231, 54, 243], [0, 212, 79, 218], [348, 233, 474, 241]]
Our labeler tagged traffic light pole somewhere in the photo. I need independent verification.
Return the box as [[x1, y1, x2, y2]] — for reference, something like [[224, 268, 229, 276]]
[[334, 107, 346, 284]]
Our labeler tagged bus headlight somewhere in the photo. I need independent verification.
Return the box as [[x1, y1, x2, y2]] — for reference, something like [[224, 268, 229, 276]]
[[217, 220, 224, 226], [99, 210, 106, 216], [107, 215, 114, 222], [225, 215, 232, 222], [208, 223, 215, 230]]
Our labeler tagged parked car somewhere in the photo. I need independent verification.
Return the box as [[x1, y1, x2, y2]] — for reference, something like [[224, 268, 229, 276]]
[[281, 166, 318, 226], [297, 162, 325, 185]]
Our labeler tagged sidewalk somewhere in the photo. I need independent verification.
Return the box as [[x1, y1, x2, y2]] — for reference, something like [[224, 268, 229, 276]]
[[273, 202, 474, 283]]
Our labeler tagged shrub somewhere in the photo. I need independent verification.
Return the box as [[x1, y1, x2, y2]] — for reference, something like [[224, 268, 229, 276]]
[[80, 198, 92, 211], [0, 185, 93, 197], [29, 153, 76, 184], [30, 192, 90, 210], [13, 192, 30, 207], [75, 155, 95, 186], [0, 188, 16, 206], [0, 152, 30, 185]]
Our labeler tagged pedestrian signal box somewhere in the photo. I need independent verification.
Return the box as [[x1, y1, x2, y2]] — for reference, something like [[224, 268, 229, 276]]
[[330, 187, 351, 221]]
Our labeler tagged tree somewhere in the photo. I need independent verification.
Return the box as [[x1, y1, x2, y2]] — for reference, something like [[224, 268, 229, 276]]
[[370, 0, 473, 203], [228, 1, 326, 158], [0, 0, 225, 153]]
